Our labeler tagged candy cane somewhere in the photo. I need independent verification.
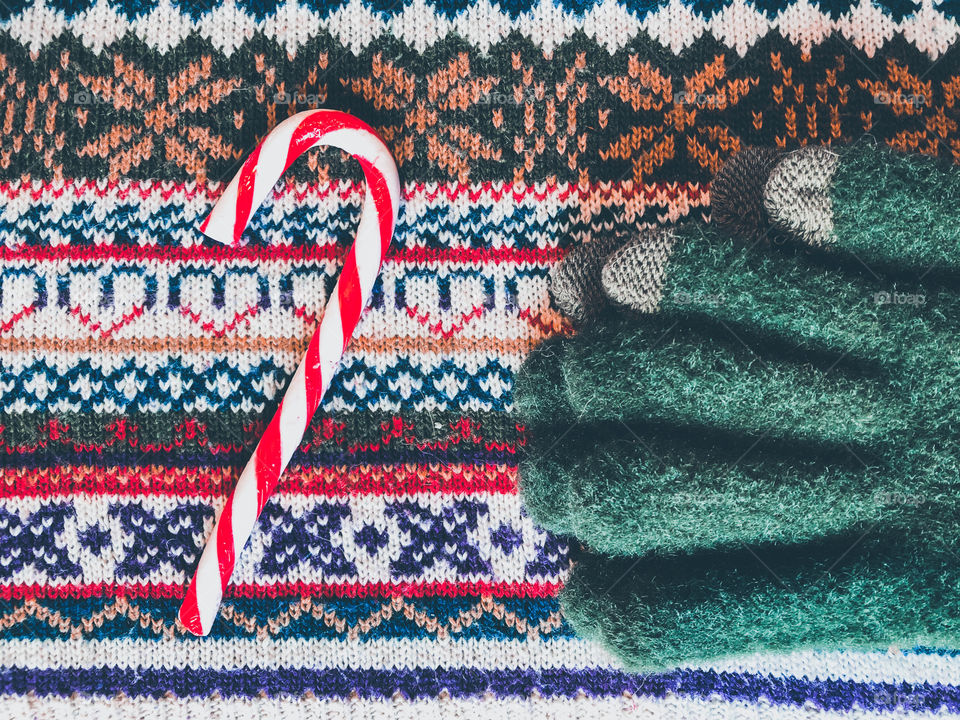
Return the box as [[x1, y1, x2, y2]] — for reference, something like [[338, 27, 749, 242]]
[[178, 110, 400, 636]]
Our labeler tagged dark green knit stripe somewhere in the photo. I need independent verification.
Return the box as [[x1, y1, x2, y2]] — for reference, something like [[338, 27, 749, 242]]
[[0, 411, 522, 466], [830, 145, 960, 276], [562, 522, 960, 671]]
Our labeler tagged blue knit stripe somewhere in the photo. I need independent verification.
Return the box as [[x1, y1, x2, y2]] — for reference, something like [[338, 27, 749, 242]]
[[3, 666, 959, 707], [0, 201, 622, 252], [0, 357, 517, 413], [0, 597, 574, 641]]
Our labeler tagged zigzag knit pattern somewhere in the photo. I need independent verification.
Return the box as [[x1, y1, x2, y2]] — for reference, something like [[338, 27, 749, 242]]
[[2, 0, 960, 717]]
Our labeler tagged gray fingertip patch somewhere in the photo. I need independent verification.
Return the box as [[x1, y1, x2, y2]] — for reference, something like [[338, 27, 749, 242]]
[[550, 235, 631, 323], [601, 230, 676, 313], [764, 147, 840, 247]]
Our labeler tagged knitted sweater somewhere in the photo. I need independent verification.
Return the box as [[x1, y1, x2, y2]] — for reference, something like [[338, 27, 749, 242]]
[[3, 0, 960, 717]]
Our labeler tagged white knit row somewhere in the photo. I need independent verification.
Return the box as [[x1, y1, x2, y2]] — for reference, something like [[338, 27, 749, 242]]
[[0, 638, 956, 685], [4, 0, 955, 58], [0, 637, 619, 671], [0, 259, 559, 343], [0, 690, 940, 720]]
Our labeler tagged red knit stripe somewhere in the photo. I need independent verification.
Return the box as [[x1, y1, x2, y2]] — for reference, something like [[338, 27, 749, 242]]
[[0, 246, 564, 264], [0, 580, 562, 600], [0, 464, 519, 498]]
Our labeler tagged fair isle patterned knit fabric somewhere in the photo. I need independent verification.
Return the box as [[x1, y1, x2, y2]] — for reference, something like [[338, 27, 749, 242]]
[[2, 0, 960, 717]]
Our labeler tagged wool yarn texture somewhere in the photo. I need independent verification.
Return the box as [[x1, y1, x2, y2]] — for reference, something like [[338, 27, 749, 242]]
[[516, 145, 960, 670], [6, 0, 960, 715]]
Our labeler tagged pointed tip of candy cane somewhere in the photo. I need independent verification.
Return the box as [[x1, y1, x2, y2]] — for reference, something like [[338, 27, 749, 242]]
[[178, 600, 210, 636], [199, 211, 241, 248]]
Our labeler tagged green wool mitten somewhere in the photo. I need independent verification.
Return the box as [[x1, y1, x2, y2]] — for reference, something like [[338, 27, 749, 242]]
[[518, 144, 960, 671]]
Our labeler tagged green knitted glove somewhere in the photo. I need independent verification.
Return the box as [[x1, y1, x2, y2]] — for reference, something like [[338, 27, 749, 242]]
[[517, 144, 960, 670]]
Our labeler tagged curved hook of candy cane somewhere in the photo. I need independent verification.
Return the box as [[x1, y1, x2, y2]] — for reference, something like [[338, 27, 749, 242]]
[[179, 110, 400, 636]]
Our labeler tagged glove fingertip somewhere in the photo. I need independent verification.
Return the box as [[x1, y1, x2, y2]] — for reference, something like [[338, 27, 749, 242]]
[[518, 454, 574, 535], [711, 146, 783, 239], [601, 230, 676, 313], [560, 555, 663, 671], [557, 559, 607, 642], [764, 146, 840, 248], [513, 336, 568, 426], [550, 235, 631, 323]]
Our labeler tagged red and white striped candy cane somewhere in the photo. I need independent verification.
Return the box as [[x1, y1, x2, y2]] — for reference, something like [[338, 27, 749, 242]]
[[178, 110, 400, 636]]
